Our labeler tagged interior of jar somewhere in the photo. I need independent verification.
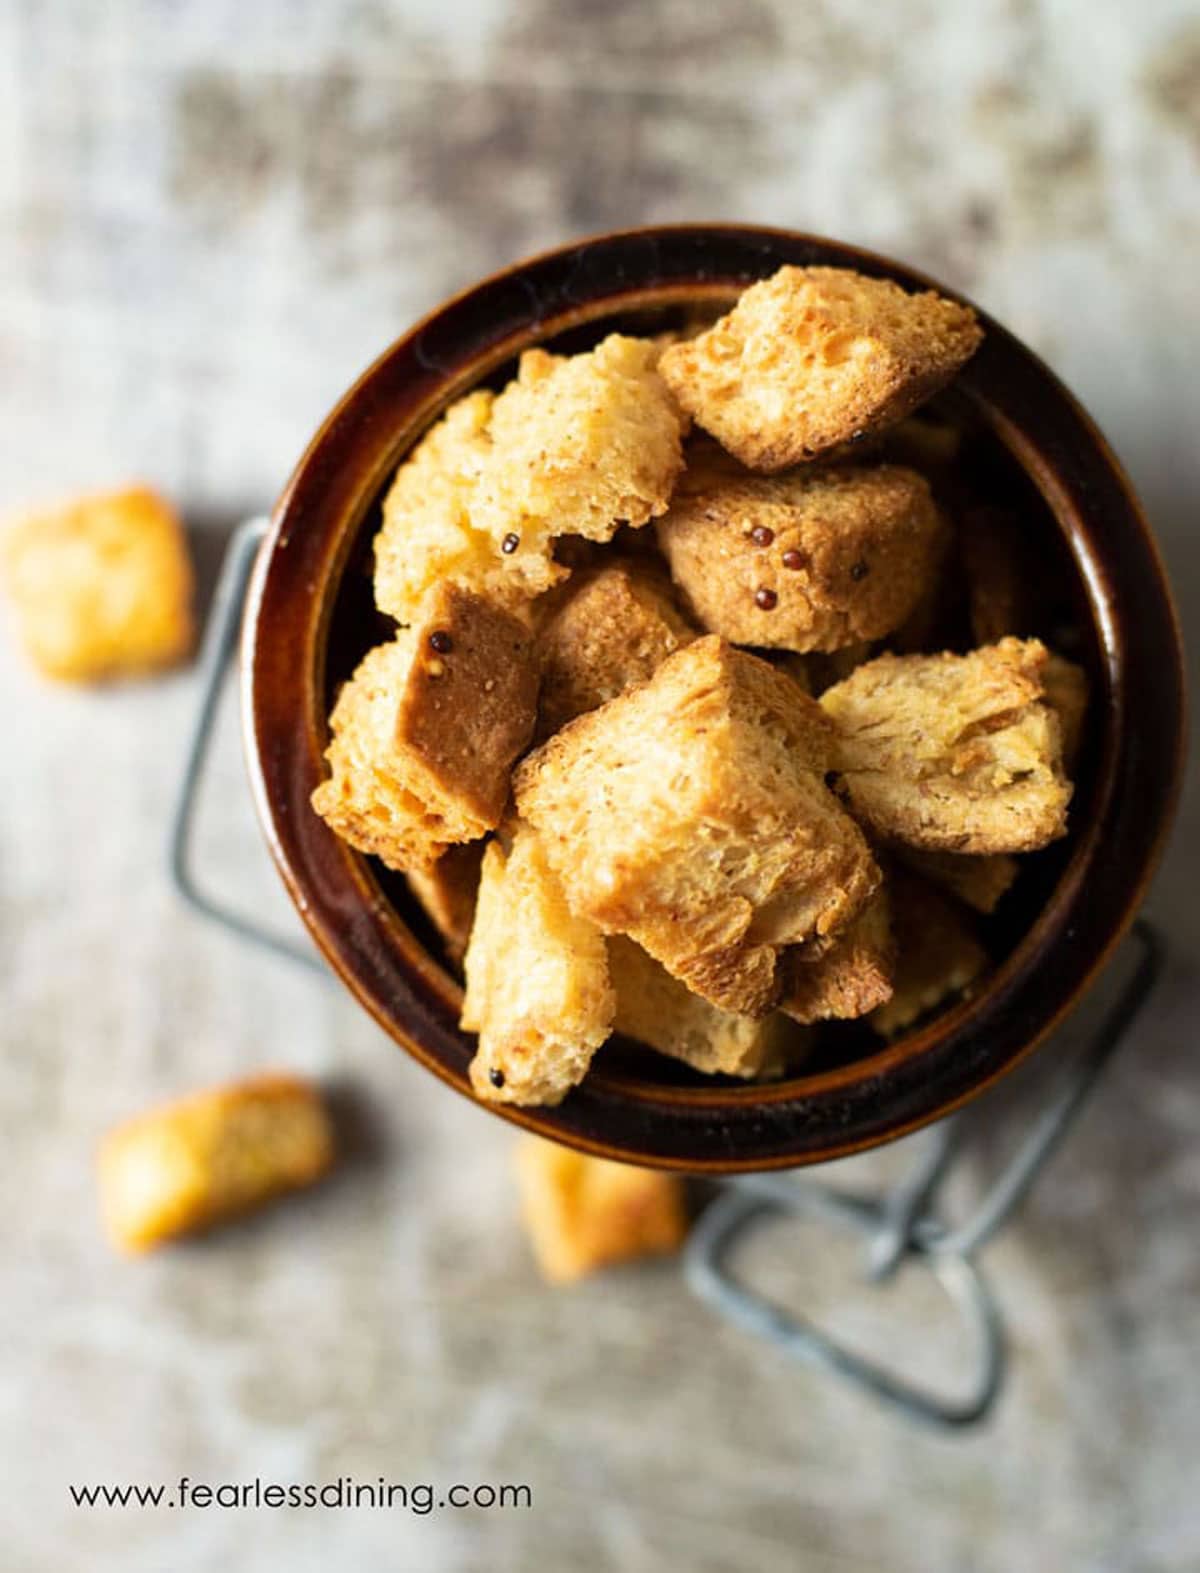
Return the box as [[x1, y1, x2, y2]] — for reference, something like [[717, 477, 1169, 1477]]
[[321, 299, 1104, 1089]]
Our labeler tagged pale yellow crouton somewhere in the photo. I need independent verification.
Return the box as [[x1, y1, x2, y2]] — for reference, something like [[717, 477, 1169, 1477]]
[[462, 829, 615, 1107], [535, 561, 696, 737], [608, 936, 792, 1079], [516, 1136, 687, 1284], [98, 1074, 334, 1253], [311, 582, 538, 871], [2, 486, 194, 682], [821, 638, 1072, 854], [780, 888, 895, 1023], [870, 872, 988, 1037], [474, 335, 687, 549], [515, 636, 879, 1017], [405, 841, 486, 964], [657, 460, 945, 652], [659, 266, 982, 471], [372, 390, 565, 625]]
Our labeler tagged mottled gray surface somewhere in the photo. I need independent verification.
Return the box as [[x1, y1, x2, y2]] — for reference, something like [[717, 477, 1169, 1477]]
[[1, 2, 1197, 1569]]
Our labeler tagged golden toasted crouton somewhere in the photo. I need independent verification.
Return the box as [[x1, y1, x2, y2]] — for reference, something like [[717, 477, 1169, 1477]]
[[474, 335, 687, 552], [870, 872, 988, 1037], [373, 391, 565, 625], [536, 561, 696, 737], [2, 486, 193, 682], [780, 888, 895, 1023], [462, 829, 615, 1107], [895, 847, 1019, 914], [608, 935, 792, 1079], [516, 1136, 687, 1284], [821, 638, 1072, 853], [659, 266, 982, 471], [98, 1074, 334, 1253], [1041, 652, 1089, 771], [515, 637, 879, 1017], [657, 461, 944, 652], [311, 582, 538, 871], [405, 841, 486, 964]]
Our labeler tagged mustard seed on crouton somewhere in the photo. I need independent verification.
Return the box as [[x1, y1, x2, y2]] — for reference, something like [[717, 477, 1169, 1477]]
[[462, 829, 615, 1107], [821, 638, 1072, 854], [515, 636, 879, 1017], [657, 460, 945, 652], [311, 582, 538, 871], [659, 266, 982, 471]]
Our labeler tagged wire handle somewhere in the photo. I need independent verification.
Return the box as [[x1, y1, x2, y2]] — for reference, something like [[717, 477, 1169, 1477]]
[[685, 921, 1163, 1429], [168, 516, 325, 974]]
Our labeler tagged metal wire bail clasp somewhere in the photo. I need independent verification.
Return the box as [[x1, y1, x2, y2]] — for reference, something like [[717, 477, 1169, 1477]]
[[685, 922, 1163, 1430]]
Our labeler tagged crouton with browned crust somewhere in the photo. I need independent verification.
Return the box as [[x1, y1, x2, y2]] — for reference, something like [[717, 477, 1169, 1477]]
[[659, 266, 981, 471]]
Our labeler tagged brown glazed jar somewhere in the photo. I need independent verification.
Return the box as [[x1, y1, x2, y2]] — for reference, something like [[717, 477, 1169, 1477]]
[[242, 226, 1185, 1173]]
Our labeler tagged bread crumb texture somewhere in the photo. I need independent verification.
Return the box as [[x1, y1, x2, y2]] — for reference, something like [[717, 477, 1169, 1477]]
[[820, 637, 1072, 853], [515, 636, 879, 1016], [462, 828, 615, 1107], [608, 935, 793, 1078], [780, 886, 896, 1023], [98, 1074, 334, 1253], [374, 336, 686, 625], [535, 560, 696, 736], [2, 486, 194, 681], [516, 1136, 687, 1283], [659, 266, 981, 471]]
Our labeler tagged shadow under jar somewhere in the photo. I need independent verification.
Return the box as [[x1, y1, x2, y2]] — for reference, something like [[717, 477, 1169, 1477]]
[[242, 225, 1185, 1172]]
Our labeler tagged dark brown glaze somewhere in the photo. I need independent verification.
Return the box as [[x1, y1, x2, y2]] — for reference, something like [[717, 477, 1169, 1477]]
[[242, 225, 1186, 1173]]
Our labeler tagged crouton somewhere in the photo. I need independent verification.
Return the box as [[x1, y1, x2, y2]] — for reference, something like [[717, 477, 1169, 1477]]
[[405, 841, 486, 964], [961, 506, 1032, 645], [514, 636, 879, 1017], [657, 460, 945, 652], [373, 390, 565, 625], [98, 1074, 334, 1252], [536, 561, 696, 737], [516, 1136, 687, 1284], [870, 872, 988, 1037], [461, 830, 615, 1107], [658, 266, 982, 471], [894, 848, 1020, 914], [1041, 652, 1089, 771], [608, 936, 792, 1079], [473, 335, 687, 551], [311, 582, 539, 871], [2, 486, 194, 682], [821, 638, 1072, 853], [780, 887, 895, 1023]]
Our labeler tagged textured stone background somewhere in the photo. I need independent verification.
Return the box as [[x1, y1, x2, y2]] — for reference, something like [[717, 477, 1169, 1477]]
[[1, 2, 1197, 1569]]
